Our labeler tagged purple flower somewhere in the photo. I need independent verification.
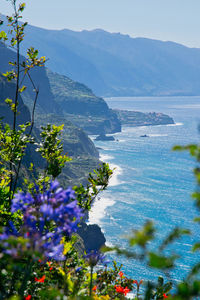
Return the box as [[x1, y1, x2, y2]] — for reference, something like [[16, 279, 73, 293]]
[[11, 192, 34, 213], [75, 267, 82, 272], [84, 250, 107, 267], [50, 180, 59, 191], [40, 204, 54, 218], [0, 181, 84, 261]]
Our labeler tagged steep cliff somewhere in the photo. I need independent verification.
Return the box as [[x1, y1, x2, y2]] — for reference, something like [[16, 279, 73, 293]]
[[46, 69, 121, 134], [0, 71, 100, 187], [0, 74, 30, 126]]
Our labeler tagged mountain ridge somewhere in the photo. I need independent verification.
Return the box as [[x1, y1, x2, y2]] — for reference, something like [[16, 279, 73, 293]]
[[1, 18, 200, 97]]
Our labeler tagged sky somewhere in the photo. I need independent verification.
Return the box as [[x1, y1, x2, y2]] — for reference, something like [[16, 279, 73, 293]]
[[1, 0, 200, 48]]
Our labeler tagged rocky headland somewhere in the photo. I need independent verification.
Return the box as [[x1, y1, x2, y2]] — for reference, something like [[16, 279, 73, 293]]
[[114, 109, 174, 127]]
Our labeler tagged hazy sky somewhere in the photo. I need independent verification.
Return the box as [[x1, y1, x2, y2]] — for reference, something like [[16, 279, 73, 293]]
[[1, 0, 200, 48]]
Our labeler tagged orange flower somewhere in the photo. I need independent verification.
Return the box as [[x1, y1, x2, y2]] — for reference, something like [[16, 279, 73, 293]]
[[92, 285, 97, 291], [24, 295, 31, 300], [115, 285, 124, 294], [163, 294, 168, 299], [115, 285, 130, 296], [123, 287, 131, 296], [119, 271, 124, 278], [35, 275, 46, 283]]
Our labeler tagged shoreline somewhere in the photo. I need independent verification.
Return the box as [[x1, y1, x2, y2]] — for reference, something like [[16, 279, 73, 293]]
[[88, 153, 122, 226]]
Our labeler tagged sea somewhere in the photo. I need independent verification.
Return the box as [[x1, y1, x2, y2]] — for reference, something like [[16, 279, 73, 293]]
[[88, 96, 200, 285]]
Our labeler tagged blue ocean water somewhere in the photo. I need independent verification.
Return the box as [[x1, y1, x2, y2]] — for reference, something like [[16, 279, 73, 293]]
[[89, 96, 200, 284]]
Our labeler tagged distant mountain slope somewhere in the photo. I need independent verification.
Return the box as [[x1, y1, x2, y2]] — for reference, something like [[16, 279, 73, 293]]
[[3, 18, 200, 97], [0, 42, 120, 135]]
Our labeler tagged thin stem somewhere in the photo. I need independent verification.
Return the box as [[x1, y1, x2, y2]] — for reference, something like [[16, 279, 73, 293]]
[[9, 0, 20, 202], [13, 0, 20, 133], [89, 266, 93, 297], [27, 71, 39, 135], [8, 161, 13, 205], [8, 269, 18, 298], [19, 261, 33, 298], [12, 75, 39, 194]]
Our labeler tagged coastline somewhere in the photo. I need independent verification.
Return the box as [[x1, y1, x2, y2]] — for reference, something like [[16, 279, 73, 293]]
[[88, 153, 122, 226]]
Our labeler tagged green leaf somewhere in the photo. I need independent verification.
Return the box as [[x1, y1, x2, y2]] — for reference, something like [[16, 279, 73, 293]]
[[194, 217, 200, 223], [149, 252, 178, 269], [159, 227, 190, 251], [173, 145, 185, 151], [187, 263, 200, 280], [192, 243, 200, 252], [129, 221, 155, 248], [18, 85, 26, 93], [0, 31, 7, 40], [4, 98, 13, 105], [19, 3, 26, 12]]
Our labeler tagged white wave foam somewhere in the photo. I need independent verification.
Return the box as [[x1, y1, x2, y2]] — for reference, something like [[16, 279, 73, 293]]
[[100, 153, 114, 161], [149, 134, 168, 137], [88, 197, 115, 226], [105, 240, 114, 247], [88, 154, 123, 225], [166, 122, 183, 126], [109, 163, 123, 186], [100, 154, 123, 186]]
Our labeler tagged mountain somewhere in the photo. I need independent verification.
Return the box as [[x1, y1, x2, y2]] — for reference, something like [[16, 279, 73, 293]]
[[0, 42, 120, 135], [0, 43, 101, 186], [3, 19, 200, 97], [46, 69, 121, 134]]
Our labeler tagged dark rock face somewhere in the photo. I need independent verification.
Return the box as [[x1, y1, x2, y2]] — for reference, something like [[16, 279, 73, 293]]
[[140, 134, 149, 138], [0, 43, 56, 114], [0, 75, 30, 126], [77, 223, 106, 251]]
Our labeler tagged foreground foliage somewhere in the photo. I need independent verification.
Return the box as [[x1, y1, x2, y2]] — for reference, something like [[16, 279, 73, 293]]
[[0, 1, 200, 299]]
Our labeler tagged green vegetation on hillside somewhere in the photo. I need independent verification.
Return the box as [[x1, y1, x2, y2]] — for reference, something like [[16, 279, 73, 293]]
[[114, 109, 174, 127], [35, 113, 100, 186], [46, 69, 121, 135]]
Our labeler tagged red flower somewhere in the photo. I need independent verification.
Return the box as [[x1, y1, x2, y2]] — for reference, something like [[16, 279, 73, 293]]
[[119, 271, 124, 278], [49, 267, 53, 271], [115, 285, 124, 294], [35, 275, 46, 283], [123, 287, 131, 296], [92, 285, 97, 291], [115, 285, 130, 296], [24, 295, 32, 300], [163, 294, 168, 299], [47, 261, 52, 267]]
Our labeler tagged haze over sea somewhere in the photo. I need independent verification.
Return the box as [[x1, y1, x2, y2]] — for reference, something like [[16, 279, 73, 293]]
[[89, 96, 200, 284]]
